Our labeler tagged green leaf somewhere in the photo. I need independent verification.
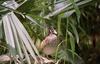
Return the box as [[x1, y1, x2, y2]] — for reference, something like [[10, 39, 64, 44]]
[[25, 15, 44, 29], [70, 0, 80, 23], [70, 22, 79, 44], [57, 14, 62, 36], [0, 20, 3, 39], [67, 30, 75, 63], [17, 0, 35, 13]]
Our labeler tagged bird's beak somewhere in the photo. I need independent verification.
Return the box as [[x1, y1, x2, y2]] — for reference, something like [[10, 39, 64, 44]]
[[49, 26, 57, 35], [53, 29, 57, 35]]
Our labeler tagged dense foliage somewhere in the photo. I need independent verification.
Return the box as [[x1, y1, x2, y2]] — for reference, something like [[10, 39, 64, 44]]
[[0, 0, 100, 64]]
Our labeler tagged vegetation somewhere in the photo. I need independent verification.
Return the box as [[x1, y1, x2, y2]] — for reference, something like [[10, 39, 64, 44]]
[[0, 0, 100, 64]]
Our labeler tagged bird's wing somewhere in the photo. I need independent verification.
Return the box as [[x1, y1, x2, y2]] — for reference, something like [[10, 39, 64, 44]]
[[40, 34, 57, 49], [40, 37, 50, 49]]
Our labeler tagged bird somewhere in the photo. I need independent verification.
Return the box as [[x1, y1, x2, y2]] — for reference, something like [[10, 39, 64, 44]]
[[40, 27, 58, 56]]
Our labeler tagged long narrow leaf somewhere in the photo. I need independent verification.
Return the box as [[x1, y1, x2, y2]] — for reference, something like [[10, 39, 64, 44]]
[[44, 0, 92, 19], [9, 12, 39, 62], [13, 13, 40, 56], [25, 15, 44, 29], [20, 39, 31, 64], [9, 15, 24, 60], [70, 0, 80, 23], [2, 14, 16, 56], [67, 30, 75, 64], [0, 20, 3, 39], [70, 23, 79, 44], [57, 15, 61, 36]]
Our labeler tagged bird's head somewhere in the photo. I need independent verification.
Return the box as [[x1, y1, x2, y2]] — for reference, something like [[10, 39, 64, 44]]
[[48, 26, 57, 35]]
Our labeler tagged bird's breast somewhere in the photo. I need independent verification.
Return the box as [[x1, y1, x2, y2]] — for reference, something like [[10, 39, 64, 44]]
[[43, 46, 56, 55]]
